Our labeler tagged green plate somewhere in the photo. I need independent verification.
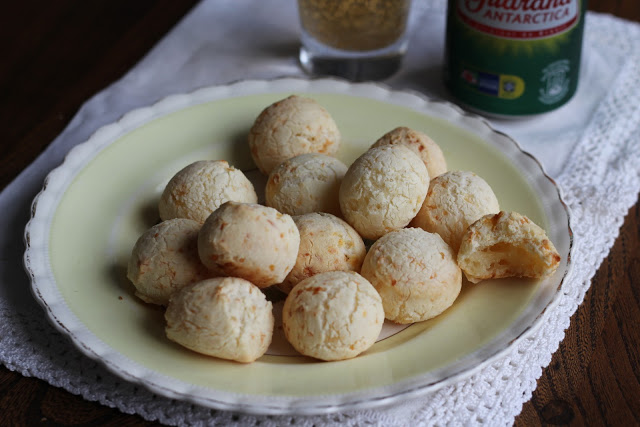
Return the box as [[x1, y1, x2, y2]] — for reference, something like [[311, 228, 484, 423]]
[[24, 78, 572, 415]]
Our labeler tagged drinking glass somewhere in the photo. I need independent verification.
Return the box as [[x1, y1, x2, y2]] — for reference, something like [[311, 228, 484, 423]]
[[297, 0, 412, 81]]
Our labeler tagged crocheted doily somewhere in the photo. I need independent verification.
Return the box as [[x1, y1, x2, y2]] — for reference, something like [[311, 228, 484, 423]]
[[1, 4, 639, 426]]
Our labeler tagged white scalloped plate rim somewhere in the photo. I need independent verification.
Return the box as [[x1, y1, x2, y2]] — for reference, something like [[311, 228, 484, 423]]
[[23, 77, 573, 415]]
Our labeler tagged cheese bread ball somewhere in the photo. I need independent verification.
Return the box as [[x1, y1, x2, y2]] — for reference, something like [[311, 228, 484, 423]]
[[339, 145, 430, 240], [198, 202, 300, 288], [165, 277, 273, 363], [458, 211, 561, 283], [372, 127, 447, 179], [159, 160, 257, 224], [282, 271, 384, 361], [127, 218, 214, 306], [248, 95, 341, 175], [278, 213, 366, 294], [265, 153, 347, 216], [411, 171, 499, 253], [360, 228, 462, 324]]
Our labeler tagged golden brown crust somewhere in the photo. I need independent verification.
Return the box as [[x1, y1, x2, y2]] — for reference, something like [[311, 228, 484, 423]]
[[248, 95, 341, 175], [372, 126, 447, 178], [410, 170, 500, 253], [165, 277, 273, 363], [265, 153, 347, 216], [360, 228, 462, 324], [278, 212, 366, 294], [197, 202, 300, 288], [339, 145, 429, 240], [282, 271, 384, 361], [127, 218, 215, 306], [158, 160, 257, 224]]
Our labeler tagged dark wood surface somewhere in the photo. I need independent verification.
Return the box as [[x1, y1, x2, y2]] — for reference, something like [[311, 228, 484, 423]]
[[1, 1, 638, 425]]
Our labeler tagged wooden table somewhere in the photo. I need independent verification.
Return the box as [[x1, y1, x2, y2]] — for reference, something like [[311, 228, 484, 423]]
[[1, 1, 638, 425]]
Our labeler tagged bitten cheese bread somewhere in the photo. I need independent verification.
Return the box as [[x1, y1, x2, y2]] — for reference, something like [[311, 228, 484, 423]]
[[457, 211, 561, 283]]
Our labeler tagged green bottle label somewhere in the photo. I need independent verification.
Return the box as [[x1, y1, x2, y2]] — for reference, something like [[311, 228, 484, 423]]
[[444, 0, 587, 116]]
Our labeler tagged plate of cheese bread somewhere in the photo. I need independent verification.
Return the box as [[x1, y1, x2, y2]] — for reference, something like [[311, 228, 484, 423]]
[[25, 78, 572, 414]]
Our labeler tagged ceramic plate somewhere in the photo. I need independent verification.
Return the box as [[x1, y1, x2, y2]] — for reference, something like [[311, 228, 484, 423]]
[[24, 78, 572, 415]]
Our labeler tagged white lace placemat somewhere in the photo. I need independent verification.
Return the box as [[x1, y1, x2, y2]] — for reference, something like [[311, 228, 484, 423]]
[[1, 1, 640, 425]]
